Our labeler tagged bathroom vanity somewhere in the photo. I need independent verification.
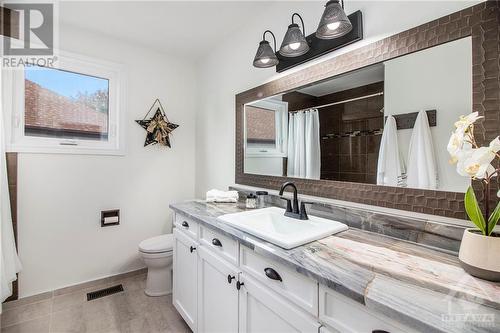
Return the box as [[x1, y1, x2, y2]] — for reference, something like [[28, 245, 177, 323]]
[[170, 3, 500, 333], [170, 200, 500, 333]]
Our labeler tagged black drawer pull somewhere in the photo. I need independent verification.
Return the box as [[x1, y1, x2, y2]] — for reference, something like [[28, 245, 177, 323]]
[[227, 275, 235, 284], [212, 238, 222, 247], [236, 281, 244, 290], [373, 331, 390, 333], [181, 221, 189, 228], [190, 246, 196, 253], [264, 268, 282, 282]]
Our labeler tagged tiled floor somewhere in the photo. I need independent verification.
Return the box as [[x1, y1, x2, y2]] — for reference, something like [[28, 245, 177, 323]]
[[1, 274, 191, 333]]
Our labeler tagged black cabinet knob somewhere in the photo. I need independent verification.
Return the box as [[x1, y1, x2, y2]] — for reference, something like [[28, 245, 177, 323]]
[[264, 268, 283, 282], [212, 238, 222, 247], [236, 281, 244, 290], [190, 246, 196, 253], [227, 275, 235, 284], [181, 221, 189, 228]]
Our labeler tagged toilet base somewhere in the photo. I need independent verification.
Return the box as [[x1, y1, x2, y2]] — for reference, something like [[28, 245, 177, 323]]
[[144, 289, 172, 297], [139, 250, 173, 297], [144, 265, 172, 297]]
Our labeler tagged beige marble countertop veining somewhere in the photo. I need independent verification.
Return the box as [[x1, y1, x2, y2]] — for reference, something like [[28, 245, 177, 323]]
[[170, 200, 500, 333]]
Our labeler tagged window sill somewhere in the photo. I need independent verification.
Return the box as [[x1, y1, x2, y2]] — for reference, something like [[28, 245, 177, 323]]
[[7, 144, 126, 156]]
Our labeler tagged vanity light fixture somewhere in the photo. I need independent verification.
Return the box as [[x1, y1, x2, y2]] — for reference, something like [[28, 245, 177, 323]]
[[253, 30, 279, 68], [316, 0, 353, 39], [279, 13, 309, 57], [252, 2, 362, 72]]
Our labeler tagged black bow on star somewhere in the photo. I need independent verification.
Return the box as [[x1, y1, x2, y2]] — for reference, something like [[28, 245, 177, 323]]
[[136, 99, 179, 148]]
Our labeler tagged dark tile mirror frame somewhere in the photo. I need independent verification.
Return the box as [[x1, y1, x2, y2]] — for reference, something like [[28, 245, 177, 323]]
[[235, 2, 499, 219]]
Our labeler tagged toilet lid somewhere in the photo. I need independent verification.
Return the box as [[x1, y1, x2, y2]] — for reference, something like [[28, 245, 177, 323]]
[[139, 234, 174, 253]]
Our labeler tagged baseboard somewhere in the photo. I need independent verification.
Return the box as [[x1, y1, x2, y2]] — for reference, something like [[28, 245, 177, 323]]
[[2, 267, 147, 311]]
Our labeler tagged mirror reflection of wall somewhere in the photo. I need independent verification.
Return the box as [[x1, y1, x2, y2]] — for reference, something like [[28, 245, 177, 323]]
[[244, 100, 287, 177], [243, 37, 472, 193]]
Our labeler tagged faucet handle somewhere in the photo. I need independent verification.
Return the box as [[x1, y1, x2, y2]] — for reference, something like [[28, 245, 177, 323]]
[[279, 197, 293, 213], [299, 201, 314, 220]]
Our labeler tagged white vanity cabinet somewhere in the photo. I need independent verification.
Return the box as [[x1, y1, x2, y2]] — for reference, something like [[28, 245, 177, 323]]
[[197, 246, 239, 333], [238, 273, 321, 333], [173, 228, 198, 332], [319, 285, 417, 333], [172, 211, 419, 333]]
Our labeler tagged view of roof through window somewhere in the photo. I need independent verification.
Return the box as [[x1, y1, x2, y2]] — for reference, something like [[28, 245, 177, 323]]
[[24, 66, 110, 141]]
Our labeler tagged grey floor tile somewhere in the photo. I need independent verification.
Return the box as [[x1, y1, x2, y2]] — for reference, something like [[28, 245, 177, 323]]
[[49, 307, 85, 333], [1, 316, 50, 333], [2, 292, 53, 312], [121, 274, 147, 293], [1, 300, 52, 328], [51, 291, 86, 314], [119, 317, 152, 333], [3, 273, 190, 333], [81, 296, 122, 333]]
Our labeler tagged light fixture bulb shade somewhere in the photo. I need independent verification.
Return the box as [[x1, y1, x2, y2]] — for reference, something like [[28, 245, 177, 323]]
[[279, 24, 309, 57], [253, 40, 279, 68], [316, 0, 352, 39]]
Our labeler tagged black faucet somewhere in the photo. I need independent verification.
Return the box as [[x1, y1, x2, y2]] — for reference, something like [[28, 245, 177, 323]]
[[278, 182, 312, 220]]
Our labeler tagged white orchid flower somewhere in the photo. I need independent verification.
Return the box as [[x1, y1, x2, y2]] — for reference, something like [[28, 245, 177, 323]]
[[489, 136, 500, 152], [457, 147, 496, 179], [447, 132, 465, 163], [454, 112, 483, 132]]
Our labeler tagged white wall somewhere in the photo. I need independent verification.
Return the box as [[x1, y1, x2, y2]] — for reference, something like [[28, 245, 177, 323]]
[[384, 37, 472, 193], [195, 0, 481, 197], [17, 24, 197, 297]]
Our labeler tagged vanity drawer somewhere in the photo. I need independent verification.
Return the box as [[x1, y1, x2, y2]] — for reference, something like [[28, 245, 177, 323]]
[[174, 213, 199, 240], [199, 225, 239, 266], [240, 245, 318, 316], [319, 285, 415, 333]]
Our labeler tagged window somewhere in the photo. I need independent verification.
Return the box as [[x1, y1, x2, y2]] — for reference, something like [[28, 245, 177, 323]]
[[3, 51, 124, 155], [244, 99, 287, 156]]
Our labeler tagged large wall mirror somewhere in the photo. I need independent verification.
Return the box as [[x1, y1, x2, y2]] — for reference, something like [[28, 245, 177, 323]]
[[244, 37, 472, 193], [236, 2, 499, 219]]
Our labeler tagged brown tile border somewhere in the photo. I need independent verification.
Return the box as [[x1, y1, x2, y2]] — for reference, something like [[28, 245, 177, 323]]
[[235, 2, 500, 219], [5, 153, 18, 302]]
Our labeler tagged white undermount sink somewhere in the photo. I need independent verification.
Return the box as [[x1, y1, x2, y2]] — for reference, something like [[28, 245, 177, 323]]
[[218, 207, 348, 249]]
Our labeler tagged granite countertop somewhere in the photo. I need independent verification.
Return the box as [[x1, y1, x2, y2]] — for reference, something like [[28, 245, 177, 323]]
[[170, 200, 500, 333]]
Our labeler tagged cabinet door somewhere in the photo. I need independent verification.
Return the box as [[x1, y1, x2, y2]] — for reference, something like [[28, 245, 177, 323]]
[[173, 228, 198, 332], [239, 273, 320, 333], [197, 246, 239, 333]]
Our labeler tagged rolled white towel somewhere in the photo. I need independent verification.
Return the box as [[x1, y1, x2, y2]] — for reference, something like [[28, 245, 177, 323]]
[[206, 189, 239, 203]]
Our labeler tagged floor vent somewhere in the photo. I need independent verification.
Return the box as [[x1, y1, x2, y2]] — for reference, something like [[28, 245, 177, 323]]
[[86, 284, 124, 301]]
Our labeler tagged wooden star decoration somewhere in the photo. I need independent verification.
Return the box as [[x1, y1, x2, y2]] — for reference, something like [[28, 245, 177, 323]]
[[136, 100, 179, 148]]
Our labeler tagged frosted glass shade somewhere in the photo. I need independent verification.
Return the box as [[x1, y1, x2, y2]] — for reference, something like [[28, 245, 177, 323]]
[[316, 0, 352, 39], [279, 24, 309, 57], [253, 40, 279, 68]]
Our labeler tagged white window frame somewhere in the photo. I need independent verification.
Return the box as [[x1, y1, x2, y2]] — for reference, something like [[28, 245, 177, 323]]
[[244, 99, 288, 158], [3, 49, 126, 155]]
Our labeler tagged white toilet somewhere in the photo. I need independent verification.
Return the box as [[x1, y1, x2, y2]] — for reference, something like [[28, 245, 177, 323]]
[[138, 234, 174, 296]]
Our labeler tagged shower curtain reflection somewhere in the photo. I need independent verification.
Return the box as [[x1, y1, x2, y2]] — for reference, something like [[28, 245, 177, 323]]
[[287, 110, 321, 179]]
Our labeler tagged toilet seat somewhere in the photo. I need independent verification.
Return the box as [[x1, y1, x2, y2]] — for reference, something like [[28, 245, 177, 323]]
[[139, 234, 173, 254]]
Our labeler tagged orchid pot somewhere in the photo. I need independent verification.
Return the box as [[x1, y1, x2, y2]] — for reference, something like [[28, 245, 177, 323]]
[[447, 112, 500, 281], [459, 228, 500, 281]]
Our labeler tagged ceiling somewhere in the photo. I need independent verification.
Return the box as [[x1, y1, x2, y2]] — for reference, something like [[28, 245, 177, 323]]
[[298, 63, 385, 97], [59, 1, 266, 59]]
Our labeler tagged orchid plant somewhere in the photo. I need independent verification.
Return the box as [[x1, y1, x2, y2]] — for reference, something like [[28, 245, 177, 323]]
[[447, 112, 500, 236]]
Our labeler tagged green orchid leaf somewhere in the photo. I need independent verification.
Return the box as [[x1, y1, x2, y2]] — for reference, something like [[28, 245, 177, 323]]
[[487, 201, 500, 236], [465, 186, 486, 234]]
